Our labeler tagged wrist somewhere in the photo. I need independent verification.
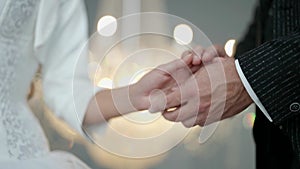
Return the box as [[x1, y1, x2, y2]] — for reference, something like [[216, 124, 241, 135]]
[[129, 83, 150, 111]]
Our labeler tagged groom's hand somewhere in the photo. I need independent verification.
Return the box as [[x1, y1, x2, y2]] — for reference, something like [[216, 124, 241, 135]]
[[186, 45, 228, 66], [161, 48, 253, 127], [146, 45, 226, 113]]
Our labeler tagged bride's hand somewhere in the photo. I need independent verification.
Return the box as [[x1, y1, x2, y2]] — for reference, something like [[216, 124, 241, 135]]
[[129, 45, 227, 112], [129, 54, 195, 112]]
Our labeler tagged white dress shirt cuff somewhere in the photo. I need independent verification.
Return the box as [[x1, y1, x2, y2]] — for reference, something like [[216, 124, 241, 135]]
[[235, 59, 273, 122]]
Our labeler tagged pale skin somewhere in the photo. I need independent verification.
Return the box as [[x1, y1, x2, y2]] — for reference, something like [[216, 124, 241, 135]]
[[83, 45, 253, 128], [157, 45, 253, 127], [83, 54, 200, 126]]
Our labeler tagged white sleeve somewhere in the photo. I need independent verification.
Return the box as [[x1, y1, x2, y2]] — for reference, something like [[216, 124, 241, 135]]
[[235, 59, 273, 122], [33, 0, 96, 136]]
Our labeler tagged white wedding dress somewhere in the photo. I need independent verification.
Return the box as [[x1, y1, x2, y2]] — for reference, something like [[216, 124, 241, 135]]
[[0, 0, 94, 168]]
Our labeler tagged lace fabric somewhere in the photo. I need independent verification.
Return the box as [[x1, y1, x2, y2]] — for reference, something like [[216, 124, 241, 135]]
[[0, 0, 48, 160]]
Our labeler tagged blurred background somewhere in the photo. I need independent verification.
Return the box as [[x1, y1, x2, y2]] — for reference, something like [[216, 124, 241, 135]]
[[29, 0, 257, 168]]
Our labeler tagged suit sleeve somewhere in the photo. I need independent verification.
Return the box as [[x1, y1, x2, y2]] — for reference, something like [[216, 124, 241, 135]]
[[235, 28, 300, 125]]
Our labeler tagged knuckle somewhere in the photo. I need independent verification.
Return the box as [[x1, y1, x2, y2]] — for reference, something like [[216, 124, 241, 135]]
[[197, 116, 206, 127], [182, 121, 192, 128], [198, 102, 210, 112], [164, 112, 177, 121]]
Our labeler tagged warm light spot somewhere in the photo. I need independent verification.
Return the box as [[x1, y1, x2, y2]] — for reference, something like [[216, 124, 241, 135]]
[[224, 39, 236, 57], [166, 107, 177, 112], [173, 24, 193, 45], [97, 15, 117, 37], [242, 112, 256, 129], [97, 77, 113, 89]]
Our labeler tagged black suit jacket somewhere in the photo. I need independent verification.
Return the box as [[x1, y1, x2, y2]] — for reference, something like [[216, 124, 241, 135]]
[[234, 0, 300, 168]]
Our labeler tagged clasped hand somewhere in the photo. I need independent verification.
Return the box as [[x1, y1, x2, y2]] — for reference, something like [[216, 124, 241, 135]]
[[133, 45, 252, 128]]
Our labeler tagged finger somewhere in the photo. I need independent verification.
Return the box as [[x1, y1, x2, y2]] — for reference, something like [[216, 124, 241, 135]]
[[190, 65, 201, 73], [202, 45, 227, 63], [148, 89, 167, 113], [166, 72, 200, 109], [148, 84, 184, 113], [182, 110, 212, 127], [182, 53, 193, 66], [182, 52, 201, 72], [201, 47, 217, 63], [164, 87, 182, 110], [192, 54, 202, 65], [191, 46, 204, 65], [163, 101, 199, 122], [162, 109, 178, 122], [181, 116, 198, 128]]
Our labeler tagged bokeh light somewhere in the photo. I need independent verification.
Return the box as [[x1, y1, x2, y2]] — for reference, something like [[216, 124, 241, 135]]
[[97, 77, 113, 89], [224, 39, 236, 57], [97, 15, 118, 37], [79, 13, 224, 159], [173, 24, 193, 45]]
